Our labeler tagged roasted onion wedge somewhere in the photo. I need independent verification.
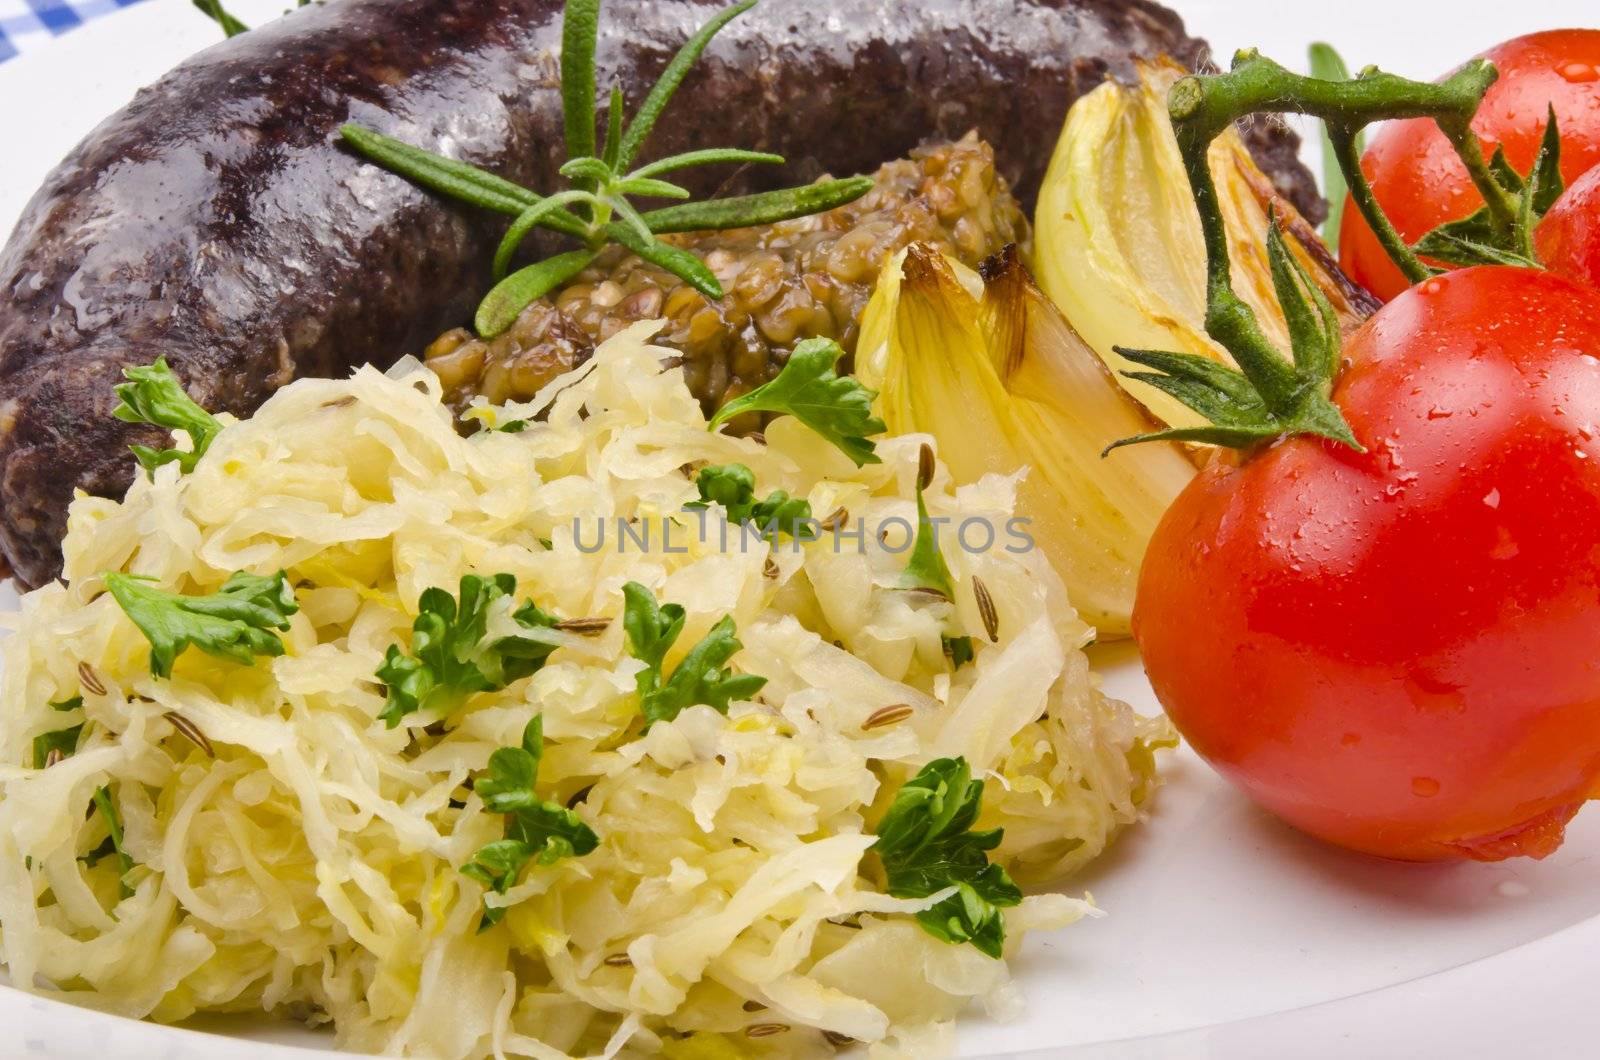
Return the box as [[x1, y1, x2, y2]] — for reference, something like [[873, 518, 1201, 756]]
[[857, 244, 1195, 637], [1034, 60, 1376, 430]]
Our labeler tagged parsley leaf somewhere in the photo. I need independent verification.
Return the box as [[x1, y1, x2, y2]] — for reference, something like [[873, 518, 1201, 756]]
[[621, 583, 766, 725], [686, 463, 814, 539], [376, 574, 561, 727], [898, 447, 970, 665], [707, 338, 885, 466], [31, 696, 84, 770], [462, 716, 598, 928], [103, 570, 298, 679], [902, 487, 956, 600], [92, 785, 136, 897], [873, 757, 1021, 959], [112, 357, 223, 477], [28, 711, 135, 897], [621, 580, 686, 702], [459, 842, 534, 926], [475, 713, 551, 813], [643, 615, 768, 725], [32, 724, 83, 770], [942, 635, 975, 669], [33, 697, 87, 771]]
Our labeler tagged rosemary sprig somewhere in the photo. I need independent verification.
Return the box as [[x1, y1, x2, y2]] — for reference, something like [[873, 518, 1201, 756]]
[[193, 0, 249, 37], [194, 0, 311, 38], [340, 0, 873, 338]]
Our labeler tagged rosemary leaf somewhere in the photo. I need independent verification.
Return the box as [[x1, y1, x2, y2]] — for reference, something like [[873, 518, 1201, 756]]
[[609, 225, 723, 300], [642, 176, 873, 234], [615, 177, 691, 201], [608, 196, 657, 245], [629, 148, 784, 180], [494, 191, 597, 280], [193, 0, 248, 37], [560, 157, 613, 184], [477, 250, 600, 338], [601, 85, 625, 170], [339, 125, 588, 237], [561, 0, 602, 191], [615, 0, 760, 173]]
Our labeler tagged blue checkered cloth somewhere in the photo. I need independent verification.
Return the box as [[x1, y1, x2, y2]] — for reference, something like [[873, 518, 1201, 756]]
[[0, 0, 151, 64]]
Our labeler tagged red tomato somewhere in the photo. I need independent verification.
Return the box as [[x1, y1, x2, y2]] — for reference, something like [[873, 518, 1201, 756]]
[[1340, 30, 1600, 301], [1133, 267, 1600, 861], [1536, 162, 1600, 288]]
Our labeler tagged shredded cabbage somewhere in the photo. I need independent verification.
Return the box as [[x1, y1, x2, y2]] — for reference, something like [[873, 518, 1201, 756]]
[[0, 321, 1172, 1057]]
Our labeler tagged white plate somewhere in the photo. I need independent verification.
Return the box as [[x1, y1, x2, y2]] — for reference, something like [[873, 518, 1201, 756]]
[[3, 2, 1600, 1058]]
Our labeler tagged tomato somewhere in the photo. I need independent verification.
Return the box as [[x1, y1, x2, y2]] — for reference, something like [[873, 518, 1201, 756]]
[[1340, 30, 1600, 302], [1133, 267, 1600, 861], [1536, 161, 1600, 288]]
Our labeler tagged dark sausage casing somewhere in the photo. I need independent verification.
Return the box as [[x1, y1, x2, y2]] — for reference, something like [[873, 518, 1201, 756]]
[[0, 0, 1320, 587]]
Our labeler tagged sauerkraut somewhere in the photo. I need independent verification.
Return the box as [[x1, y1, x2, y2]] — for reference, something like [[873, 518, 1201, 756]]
[[0, 321, 1171, 1058]]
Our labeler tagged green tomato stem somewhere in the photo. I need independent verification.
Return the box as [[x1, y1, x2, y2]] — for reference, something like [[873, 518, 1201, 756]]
[[1165, 49, 1503, 409], [1439, 119, 1522, 238], [1329, 126, 1434, 284]]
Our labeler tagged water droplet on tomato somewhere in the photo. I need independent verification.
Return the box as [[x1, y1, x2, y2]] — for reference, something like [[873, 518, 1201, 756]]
[[1426, 405, 1452, 420], [1412, 776, 1441, 797], [1559, 62, 1599, 83], [1420, 278, 1446, 296], [1483, 488, 1501, 509]]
